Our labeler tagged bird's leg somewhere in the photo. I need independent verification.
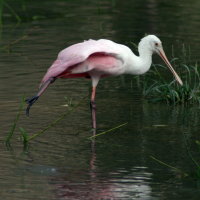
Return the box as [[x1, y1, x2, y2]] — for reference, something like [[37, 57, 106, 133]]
[[90, 101, 96, 129], [26, 77, 56, 116], [90, 86, 97, 130]]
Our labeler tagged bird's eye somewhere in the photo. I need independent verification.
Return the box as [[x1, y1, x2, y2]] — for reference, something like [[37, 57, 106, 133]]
[[155, 42, 158, 46]]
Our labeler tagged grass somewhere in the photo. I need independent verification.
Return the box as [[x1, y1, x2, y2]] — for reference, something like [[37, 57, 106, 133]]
[[0, 0, 22, 28], [5, 96, 25, 145], [129, 41, 200, 105], [140, 49, 200, 180], [5, 95, 87, 147], [3, 1, 21, 23], [27, 96, 85, 142], [141, 62, 200, 105], [6, 95, 128, 147], [150, 156, 188, 178], [88, 122, 128, 140]]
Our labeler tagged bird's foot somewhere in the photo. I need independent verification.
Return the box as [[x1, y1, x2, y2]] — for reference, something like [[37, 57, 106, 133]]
[[26, 96, 39, 116]]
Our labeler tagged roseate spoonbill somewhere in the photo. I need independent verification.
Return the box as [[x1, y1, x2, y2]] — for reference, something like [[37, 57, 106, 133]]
[[26, 35, 183, 129]]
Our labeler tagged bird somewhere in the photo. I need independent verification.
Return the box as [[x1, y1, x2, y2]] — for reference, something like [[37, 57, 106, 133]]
[[26, 35, 183, 129]]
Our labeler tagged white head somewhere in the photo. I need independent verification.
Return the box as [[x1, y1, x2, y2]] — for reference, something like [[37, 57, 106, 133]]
[[139, 35, 163, 55], [139, 35, 183, 86]]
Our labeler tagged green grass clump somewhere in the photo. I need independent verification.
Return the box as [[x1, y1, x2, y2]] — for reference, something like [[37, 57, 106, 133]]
[[142, 62, 200, 105]]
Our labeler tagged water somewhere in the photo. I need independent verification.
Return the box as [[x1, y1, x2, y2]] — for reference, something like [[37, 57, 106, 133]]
[[1, 0, 200, 199]]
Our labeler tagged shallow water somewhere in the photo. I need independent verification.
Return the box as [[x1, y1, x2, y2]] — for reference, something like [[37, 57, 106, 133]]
[[1, 0, 200, 199]]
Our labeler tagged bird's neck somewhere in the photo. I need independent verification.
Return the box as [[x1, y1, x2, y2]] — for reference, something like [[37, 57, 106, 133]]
[[126, 49, 153, 75], [139, 45, 153, 58], [139, 48, 153, 71]]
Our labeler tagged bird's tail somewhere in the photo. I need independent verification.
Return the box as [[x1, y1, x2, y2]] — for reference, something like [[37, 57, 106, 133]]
[[26, 77, 56, 116]]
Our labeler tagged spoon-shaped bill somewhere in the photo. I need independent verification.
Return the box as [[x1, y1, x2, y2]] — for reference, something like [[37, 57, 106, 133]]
[[158, 48, 183, 86]]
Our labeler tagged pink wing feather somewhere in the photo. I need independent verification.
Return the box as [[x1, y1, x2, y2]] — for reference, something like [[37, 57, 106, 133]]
[[26, 39, 131, 115], [40, 39, 124, 86]]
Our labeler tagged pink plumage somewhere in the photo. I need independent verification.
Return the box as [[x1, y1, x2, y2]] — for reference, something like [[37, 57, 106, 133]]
[[41, 39, 127, 85]]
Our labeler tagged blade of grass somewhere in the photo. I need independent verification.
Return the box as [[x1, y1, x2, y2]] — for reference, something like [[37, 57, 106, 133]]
[[5, 96, 25, 145], [19, 127, 28, 145], [150, 156, 188, 177], [88, 122, 128, 140], [1, 35, 28, 52], [3, 1, 21, 23]]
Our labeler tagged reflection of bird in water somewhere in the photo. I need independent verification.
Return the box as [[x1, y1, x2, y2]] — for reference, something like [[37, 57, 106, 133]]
[[54, 137, 153, 200], [26, 35, 182, 129]]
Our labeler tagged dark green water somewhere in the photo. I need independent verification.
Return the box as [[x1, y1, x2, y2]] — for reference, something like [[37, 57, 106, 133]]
[[1, 0, 200, 199]]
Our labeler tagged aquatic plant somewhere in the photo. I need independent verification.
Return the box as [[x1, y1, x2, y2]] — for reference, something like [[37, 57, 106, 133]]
[[6, 95, 87, 147], [142, 62, 200, 105], [5, 96, 25, 145], [88, 122, 128, 140]]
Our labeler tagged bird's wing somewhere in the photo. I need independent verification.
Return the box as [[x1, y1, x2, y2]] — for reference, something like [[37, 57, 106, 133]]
[[40, 39, 129, 86]]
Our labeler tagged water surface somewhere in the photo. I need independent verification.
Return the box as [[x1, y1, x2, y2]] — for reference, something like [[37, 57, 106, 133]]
[[1, 0, 200, 199]]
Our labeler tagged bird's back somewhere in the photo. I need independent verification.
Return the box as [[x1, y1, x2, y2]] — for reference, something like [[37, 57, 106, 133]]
[[41, 39, 133, 84], [58, 39, 129, 61]]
